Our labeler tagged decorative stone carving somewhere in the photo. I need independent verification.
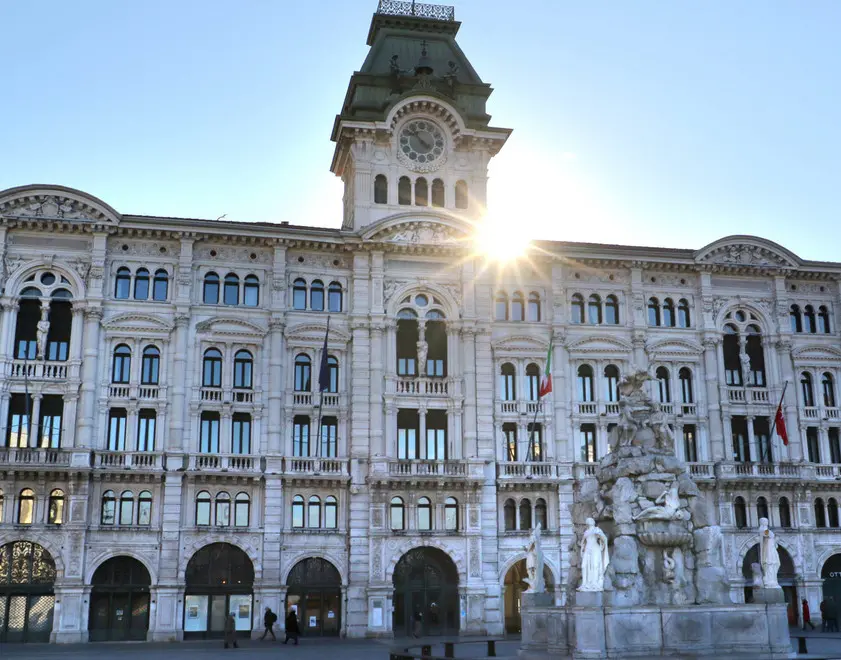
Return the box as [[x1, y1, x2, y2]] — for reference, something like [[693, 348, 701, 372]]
[[470, 537, 481, 578], [377, 221, 464, 245], [700, 243, 795, 268], [3, 195, 95, 221], [578, 518, 608, 592], [525, 524, 544, 593], [759, 517, 781, 588]]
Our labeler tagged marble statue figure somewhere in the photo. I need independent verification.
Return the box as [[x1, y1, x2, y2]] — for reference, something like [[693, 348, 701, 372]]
[[739, 351, 752, 385], [578, 518, 609, 592], [750, 562, 763, 588], [759, 517, 781, 588], [525, 523, 544, 593], [416, 339, 428, 377], [634, 482, 683, 521], [36, 311, 50, 360]]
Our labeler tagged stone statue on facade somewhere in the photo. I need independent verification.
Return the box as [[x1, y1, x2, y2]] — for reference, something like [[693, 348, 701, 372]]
[[751, 562, 763, 588], [525, 523, 545, 593], [634, 482, 685, 522], [740, 351, 752, 385], [759, 517, 781, 588], [416, 339, 428, 377], [578, 518, 609, 592], [36, 308, 50, 360]]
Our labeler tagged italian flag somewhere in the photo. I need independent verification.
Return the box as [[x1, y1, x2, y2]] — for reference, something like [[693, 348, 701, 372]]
[[538, 345, 553, 398]]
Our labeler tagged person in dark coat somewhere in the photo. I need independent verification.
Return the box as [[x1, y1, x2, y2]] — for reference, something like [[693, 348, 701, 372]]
[[828, 597, 839, 633], [803, 599, 816, 630], [821, 600, 828, 632], [261, 607, 278, 640], [284, 610, 300, 645], [223, 613, 238, 649]]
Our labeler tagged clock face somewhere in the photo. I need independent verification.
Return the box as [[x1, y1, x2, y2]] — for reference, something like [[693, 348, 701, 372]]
[[398, 119, 447, 172]]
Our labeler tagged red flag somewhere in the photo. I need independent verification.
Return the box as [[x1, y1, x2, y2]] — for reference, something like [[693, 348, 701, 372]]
[[538, 345, 553, 398], [775, 402, 788, 446]]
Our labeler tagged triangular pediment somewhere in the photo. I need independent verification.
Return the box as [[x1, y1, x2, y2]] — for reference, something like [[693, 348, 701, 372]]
[[194, 317, 267, 338], [0, 185, 120, 225], [567, 335, 633, 354], [361, 212, 472, 246], [695, 236, 799, 269]]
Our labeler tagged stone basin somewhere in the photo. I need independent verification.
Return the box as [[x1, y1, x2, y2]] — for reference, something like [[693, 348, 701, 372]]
[[636, 521, 693, 547]]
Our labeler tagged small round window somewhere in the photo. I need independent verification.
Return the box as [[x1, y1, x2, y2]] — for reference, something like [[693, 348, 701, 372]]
[[40, 272, 56, 286], [414, 294, 428, 307]]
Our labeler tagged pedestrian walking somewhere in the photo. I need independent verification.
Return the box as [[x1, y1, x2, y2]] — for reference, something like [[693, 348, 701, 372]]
[[821, 600, 828, 632], [802, 599, 816, 630], [828, 597, 839, 633], [284, 610, 300, 645], [412, 611, 423, 638], [261, 607, 278, 641], [223, 613, 238, 649]]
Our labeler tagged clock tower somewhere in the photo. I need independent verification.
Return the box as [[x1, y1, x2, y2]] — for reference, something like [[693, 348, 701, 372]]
[[330, 2, 511, 232]]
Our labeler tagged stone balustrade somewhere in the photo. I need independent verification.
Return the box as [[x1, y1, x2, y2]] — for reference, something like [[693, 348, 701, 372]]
[[396, 376, 450, 396], [386, 459, 483, 479], [0, 447, 73, 467], [8, 359, 69, 381], [283, 456, 349, 476], [496, 461, 570, 481], [92, 451, 164, 470], [187, 453, 262, 473]]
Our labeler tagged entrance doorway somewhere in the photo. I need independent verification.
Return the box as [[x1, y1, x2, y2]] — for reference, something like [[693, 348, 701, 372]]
[[821, 554, 841, 607], [503, 559, 555, 633], [0, 540, 57, 643], [742, 543, 797, 624], [88, 556, 151, 641], [184, 543, 254, 639], [285, 558, 342, 637], [392, 547, 459, 637]]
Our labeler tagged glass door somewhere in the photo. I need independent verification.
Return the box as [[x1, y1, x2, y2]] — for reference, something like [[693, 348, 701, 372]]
[[209, 595, 227, 636], [5, 595, 27, 643], [322, 591, 340, 636], [129, 592, 150, 640]]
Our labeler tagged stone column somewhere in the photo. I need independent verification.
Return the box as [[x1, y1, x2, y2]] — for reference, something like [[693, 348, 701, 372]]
[[552, 330, 570, 461], [461, 324, 478, 459], [30, 394, 42, 447], [819, 426, 832, 467], [702, 335, 725, 461], [0, 297, 17, 363], [746, 416, 757, 463], [266, 318, 285, 460], [370, 320, 385, 457], [418, 406, 427, 459], [76, 305, 102, 448], [168, 313, 190, 453]]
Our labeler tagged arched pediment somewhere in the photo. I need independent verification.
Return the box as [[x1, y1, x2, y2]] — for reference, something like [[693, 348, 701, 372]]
[[0, 185, 120, 225], [792, 345, 841, 362], [566, 335, 633, 355], [285, 323, 350, 346], [647, 338, 704, 358], [492, 335, 550, 355], [360, 211, 472, 246], [695, 235, 799, 269], [102, 313, 174, 336], [194, 317, 267, 339]]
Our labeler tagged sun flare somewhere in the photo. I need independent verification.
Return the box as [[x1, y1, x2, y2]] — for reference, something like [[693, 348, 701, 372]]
[[472, 214, 532, 263]]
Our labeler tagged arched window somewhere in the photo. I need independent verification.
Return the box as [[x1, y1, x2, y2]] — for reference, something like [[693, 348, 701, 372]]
[[778, 497, 792, 528], [588, 294, 602, 324], [801, 372, 815, 407], [141, 346, 160, 385], [325, 495, 338, 529], [215, 492, 231, 527], [223, 273, 239, 305], [503, 498, 516, 531], [202, 348, 223, 387], [571, 293, 584, 324], [153, 269, 169, 301], [519, 499, 532, 530], [294, 354, 312, 391], [310, 280, 325, 311], [455, 180, 468, 209], [119, 490, 134, 525], [203, 272, 220, 304], [196, 490, 211, 526], [662, 298, 675, 327], [292, 495, 305, 528], [577, 365, 594, 401], [445, 497, 458, 531], [528, 292, 541, 322], [819, 306, 831, 334], [391, 496, 405, 530], [415, 177, 428, 206], [134, 268, 150, 300], [526, 363, 540, 401], [823, 372, 836, 408], [500, 363, 516, 401], [815, 498, 827, 528], [115, 267, 131, 299], [511, 292, 525, 321], [112, 344, 131, 384], [417, 497, 432, 530], [756, 496, 769, 521], [677, 299, 691, 327], [243, 274, 259, 307], [495, 292, 508, 321], [328, 282, 343, 312], [374, 174, 388, 204], [431, 178, 445, 207], [804, 305, 816, 334], [679, 367, 694, 404], [398, 176, 412, 205], [656, 366, 671, 403], [605, 295, 619, 325], [308, 496, 321, 528], [326, 356, 339, 393], [734, 496, 747, 529], [535, 498, 548, 530], [829, 498, 840, 528], [293, 278, 307, 310], [48, 489, 65, 525], [648, 297, 661, 326], [233, 350, 253, 389], [789, 304, 802, 332], [138, 490, 152, 525], [101, 490, 116, 525], [604, 365, 620, 402]]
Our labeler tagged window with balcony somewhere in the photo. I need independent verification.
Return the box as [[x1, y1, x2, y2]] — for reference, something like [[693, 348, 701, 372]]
[[445, 497, 458, 531], [647, 297, 661, 327], [779, 497, 792, 528], [526, 422, 542, 461], [588, 294, 602, 325], [746, 325, 766, 386], [605, 295, 619, 325], [806, 426, 820, 463], [417, 497, 432, 531], [153, 269, 169, 301], [292, 278, 307, 310], [525, 363, 540, 401], [503, 499, 516, 531], [325, 356, 339, 393], [511, 292, 524, 322], [604, 365, 620, 402], [108, 408, 127, 451], [115, 267, 131, 299], [823, 373, 836, 408], [310, 280, 325, 311], [528, 292, 541, 322], [6, 394, 32, 448], [815, 498, 827, 528], [830, 428, 841, 464], [734, 496, 747, 529], [425, 317, 447, 377], [293, 416, 310, 457], [397, 313, 419, 376], [307, 496, 321, 528], [203, 272, 220, 304], [683, 425, 697, 462], [819, 306, 831, 334], [215, 492, 231, 527], [397, 409, 419, 460], [731, 416, 749, 462], [232, 413, 251, 454], [233, 350, 253, 389], [663, 298, 676, 327], [677, 299, 691, 327], [723, 324, 741, 386], [13, 296, 39, 359], [325, 495, 338, 529], [0, 490, 4, 523], [577, 365, 594, 401], [134, 268, 150, 300], [112, 345, 131, 384], [535, 498, 547, 530], [235, 492, 250, 527], [495, 292, 509, 321], [119, 490, 134, 525], [36, 395, 63, 449], [503, 423, 517, 461], [200, 412, 220, 453], [374, 174, 388, 204], [320, 416, 338, 458], [570, 293, 584, 324], [46, 296, 71, 361], [679, 368, 694, 404], [391, 497, 405, 530], [243, 275, 259, 307], [328, 282, 343, 312], [138, 491, 152, 525], [223, 273, 240, 305], [196, 491, 211, 526], [141, 346, 160, 385], [580, 424, 597, 462], [101, 490, 116, 525], [137, 409, 156, 452], [47, 489, 64, 525], [426, 410, 447, 460], [203, 348, 223, 387], [500, 363, 516, 401], [292, 495, 305, 528], [519, 499, 532, 530], [801, 372, 815, 407], [294, 354, 312, 391], [656, 366, 671, 403]]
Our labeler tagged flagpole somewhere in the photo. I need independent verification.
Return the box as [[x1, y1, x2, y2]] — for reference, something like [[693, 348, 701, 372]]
[[314, 316, 330, 460], [769, 381, 789, 461], [525, 392, 541, 463]]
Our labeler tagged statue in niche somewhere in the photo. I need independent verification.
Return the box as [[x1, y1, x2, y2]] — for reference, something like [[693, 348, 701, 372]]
[[578, 518, 609, 592], [36, 308, 50, 360], [634, 482, 685, 522], [759, 517, 781, 588], [525, 523, 545, 593], [739, 351, 752, 386], [416, 339, 428, 377]]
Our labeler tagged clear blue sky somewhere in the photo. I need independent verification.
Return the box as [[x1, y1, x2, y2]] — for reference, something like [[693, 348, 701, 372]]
[[2, 1, 839, 260]]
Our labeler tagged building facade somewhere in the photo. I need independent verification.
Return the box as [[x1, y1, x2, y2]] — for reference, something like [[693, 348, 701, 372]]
[[1, 1, 840, 644]]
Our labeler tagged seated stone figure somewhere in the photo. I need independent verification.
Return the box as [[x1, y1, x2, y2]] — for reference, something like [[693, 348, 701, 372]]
[[634, 482, 685, 521]]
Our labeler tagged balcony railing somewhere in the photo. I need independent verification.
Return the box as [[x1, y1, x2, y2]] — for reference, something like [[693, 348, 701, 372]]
[[716, 461, 802, 480], [93, 450, 164, 470], [284, 457, 349, 476], [188, 453, 261, 472], [0, 447, 72, 466], [200, 387, 224, 402], [396, 377, 449, 396], [387, 460, 478, 478], [604, 403, 620, 416], [376, 1, 455, 21], [679, 403, 698, 416], [804, 406, 820, 420], [686, 462, 715, 479], [496, 461, 564, 480], [727, 387, 771, 404], [573, 462, 598, 479], [109, 385, 130, 398], [293, 392, 312, 406], [9, 359, 68, 381], [138, 386, 159, 399], [578, 402, 597, 415]]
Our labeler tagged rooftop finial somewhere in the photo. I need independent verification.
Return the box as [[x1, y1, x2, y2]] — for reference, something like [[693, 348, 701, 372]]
[[415, 39, 434, 76]]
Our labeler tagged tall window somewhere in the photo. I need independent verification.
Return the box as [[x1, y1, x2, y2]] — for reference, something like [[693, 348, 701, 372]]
[[397, 409, 419, 460], [233, 350, 253, 389], [525, 363, 540, 401], [320, 416, 338, 458], [325, 356, 339, 393], [823, 372, 836, 407], [581, 424, 597, 462], [108, 408, 128, 451], [38, 395, 63, 448], [519, 499, 532, 530], [503, 423, 518, 461], [679, 368, 694, 404], [746, 325, 766, 386], [134, 268, 150, 300], [570, 294, 584, 324], [656, 367, 671, 403], [647, 297, 660, 326], [426, 410, 447, 460], [137, 410, 156, 451], [141, 346, 160, 384], [119, 490, 134, 525], [115, 267, 131, 299], [196, 491, 211, 526], [14, 296, 39, 359], [829, 499, 840, 528], [292, 278, 307, 310], [417, 497, 432, 530], [815, 498, 827, 528], [328, 282, 343, 312], [46, 296, 72, 360], [431, 178, 444, 207], [101, 490, 116, 525], [294, 354, 311, 391], [577, 364, 594, 401], [223, 273, 239, 305], [215, 492, 231, 527], [779, 497, 792, 528], [790, 305, 802, 332], [325, 496, 338, 529], [527, 422, 542, 461], [604, 365, 620, 402], [200, 412, 220, 453], [731, 416, 749, 462], [723, 324, 741, 386], [243, 275, 259, 307], [415, 177, 428, 206], [495, 292, 508, 321], [801, 372, 815, 407], [292, 495, 304, 528], [756, 496, 769, 521], [390, 497, 405, 530], [6, 394, 31, 448], [683, 425, 697, 462], [308, 496, 321, 528], [500, 363, 516, 401], [202, 348, 223, 387], [819, 306, 831, 334], [511, 292, 524, 321], [454, 180, 468, 209], [677, 299, 691, 327], [504, 499, 516, 531], [48, 489, 65, 525], [18, 488, 35, 524], [804, 305, 816, 333], [374, 174, 388, 204], [398, 176, 412, 205], [806, 426, 820, 463], [153, 269, 168, 301], [397, 314, 418, 375], [293, 416, 310, 457], [310, 280, 325, 311], [203, 272, 220, 304], [528, 292, 541, 322], [605, 295, 619, 325], [830, 428, 841, 464], [734, 496, 747, 529], [663, 298, 675, 327], [138, 491, 152, 525], [535, 498, 547, 530], [235, 493, 250, 527], [445, 497, 458, 531], [588, 295, 602, 324], [232, 413, 252, 454], [112, 344, 131, 383]]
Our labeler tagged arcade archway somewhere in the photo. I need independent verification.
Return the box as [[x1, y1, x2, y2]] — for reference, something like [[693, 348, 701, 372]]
[[285, 558, 341, 637], [742, 543, 797, 624], [0, 540, 57, 643], [88, 556, 151, 641], [821, 554, 841, 604], [184, 543, 254, 639], [503, 559, 555, 634], [392, 547, 459, 637]]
